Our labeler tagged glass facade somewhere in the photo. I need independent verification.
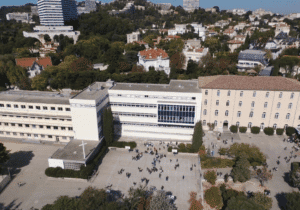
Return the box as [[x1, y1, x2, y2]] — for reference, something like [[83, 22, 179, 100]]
[[158, 104, 195, 124]]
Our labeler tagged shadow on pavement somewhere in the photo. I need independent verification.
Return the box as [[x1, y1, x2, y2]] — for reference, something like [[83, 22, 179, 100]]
[[0, 199, 22, 210], [283, 172, 293, 187], [275, 192, 287, 210], [4, 151, 34, 176]]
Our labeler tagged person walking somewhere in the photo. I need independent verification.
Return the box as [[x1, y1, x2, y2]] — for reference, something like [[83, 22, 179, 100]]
[[231, 137, 233, 143]]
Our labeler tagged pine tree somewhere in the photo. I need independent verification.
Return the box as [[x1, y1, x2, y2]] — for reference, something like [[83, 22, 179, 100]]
[[231, 153, 251, 183], [191, 121, 203, 152], [103, 107, 114, 146]]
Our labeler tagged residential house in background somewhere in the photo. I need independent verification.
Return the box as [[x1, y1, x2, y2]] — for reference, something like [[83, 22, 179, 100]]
[[15, 57, 53, 78], [127, 31, 141, 43], [214, 20, 230, 28], [237, 49, 268, 72], [223, 27, 237, 38], [275, 23, 290, 36], [227, 8, 247, 16], [183, 47, 209, 69], [227, 35, 246, 52], [137, 48, 170, 75], [208, 29, 218, 37], [183, 0, 199, 12]]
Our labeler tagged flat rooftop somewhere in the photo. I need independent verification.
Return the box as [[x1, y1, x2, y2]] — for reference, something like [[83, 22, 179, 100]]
[[0, 90, 73, 105], [71, 82, 111, 101], [50, 140, 100, 162], [111, 80, 201, 93]]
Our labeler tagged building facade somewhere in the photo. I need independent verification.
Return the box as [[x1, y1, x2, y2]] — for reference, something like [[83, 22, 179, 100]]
[[237, 50, 268, 72], [37, 0, 77, 26], [183, 0, 199, 12], [199, 76, 300, 132]]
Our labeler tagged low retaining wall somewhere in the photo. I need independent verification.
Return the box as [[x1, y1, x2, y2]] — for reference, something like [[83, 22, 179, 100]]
[[0, 175, 11, 192], [47, 177, 88, 183]]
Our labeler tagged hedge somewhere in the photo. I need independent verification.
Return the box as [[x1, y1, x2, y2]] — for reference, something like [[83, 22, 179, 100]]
[[239, 127, 247, 133], [201, 157, 235, 169], [204, 186, 223, 209], [276, 128, 284, 135], [110, 141, 137, 149], [230, 125, 238, 133], [251, 126, 260, 134], [263, 127, 274, 136], [286, 127, 296, 137], [168, 144, 197, 153], [45, 144, 108, 179]]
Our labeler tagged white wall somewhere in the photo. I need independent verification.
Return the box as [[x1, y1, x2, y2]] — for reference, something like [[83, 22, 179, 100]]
[[48, 158, 64, 169]]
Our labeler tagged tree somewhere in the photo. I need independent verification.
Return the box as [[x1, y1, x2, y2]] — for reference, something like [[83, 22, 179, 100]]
[[249, 192, 272, 210], [69, 58, 93, 72], [103, 107, 114, 146], [225, 195, 265, 210], [123, 185, 152, 210], [254, 166, 273, 186], [218, 148, 228, 157], [290, 167, 300, 187], [204, 170, 217, 185], [0, 143, 9, 174], [188, 191, 203, 210], [204, 186, 223, 209], [41, 196, 78, 210], [44, 34, 51, 42], [149, 190, 177, 210], [191, 121, 203, 152], [231, 153, 251, 183], [285, 191, 300, 210]]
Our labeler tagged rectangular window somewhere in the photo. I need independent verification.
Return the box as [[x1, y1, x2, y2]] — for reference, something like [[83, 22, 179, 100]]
[[52, 118, 57, 120], [32, 125, 36, 128], [0, 104, 4, 107], [68, 127, 73, 131], [18, 124, 22, 127], [43, 106, 48, 110], [54, 126, 58, 130], [61, 127, 66, 130], [4, 123, 8, 126], [58, 107, 63, 111], [45, 118, 50, 120], [48, 135, 52, 138], [36, 106, 40, 110], [46, 126, 51, 129], [239, 101, 242, 107], [29, 106, 33, 109], [6, 132, 10, 135], [39, 125, 43, 129], [6, 104, 11, 108], [41, 135, 45, 138], [11, 123, 15, 126], [21, 105, 26, 109], [62, 136, 67, 140], [51, 107, 55, 111], [20, 133, 24, 136], [14, 104, 18, 108], [25, 124, 30, 127], [13, 132, 17, 136], [34, 134, 38, 137]]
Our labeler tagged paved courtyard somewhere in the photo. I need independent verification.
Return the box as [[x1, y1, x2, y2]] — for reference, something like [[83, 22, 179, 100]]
[[0, 140, 199, 210]]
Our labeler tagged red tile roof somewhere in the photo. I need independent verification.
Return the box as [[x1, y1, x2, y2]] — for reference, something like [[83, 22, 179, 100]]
[[167, 35, 180, 39], [139, 48, 168, 60], [227, 40, 244, 44], [199, 75, 300, 91], [196, 48, 205, 52], [224, 29, 235, 34], [16, 57, 52, 69]]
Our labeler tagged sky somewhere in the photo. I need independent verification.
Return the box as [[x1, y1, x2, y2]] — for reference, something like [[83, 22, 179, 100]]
[[1, 0, 300, 14]]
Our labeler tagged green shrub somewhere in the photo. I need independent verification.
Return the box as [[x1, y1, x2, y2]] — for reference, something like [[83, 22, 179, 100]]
[[178, 143, 186, 150], [167, 147, 172, 152], [204, 186, 223, 209], [201, 157, 235, 169], [204, 170, 217, 185], [110, 141, 137, 149], [251, 126, 260, 134], [263, 127, 274, 136], [276, 128, 284, 135], [230, 125, 238, 133], [286, 127, 296, 136], [224, 174, 229, 183], [239, 126, 247, 133]]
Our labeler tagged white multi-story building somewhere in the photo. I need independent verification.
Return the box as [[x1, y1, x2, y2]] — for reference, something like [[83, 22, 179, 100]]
[[127, 31, 141, 44], [168, 23, 206, 41], [183, 47, 209, 69], [227, 9, 247, 16], [183, 0, 199, 12], [6, 13, 31, 23], [275, 23, 290, 36], [38, 0, 77, 26], [137, 48, 170, 75]]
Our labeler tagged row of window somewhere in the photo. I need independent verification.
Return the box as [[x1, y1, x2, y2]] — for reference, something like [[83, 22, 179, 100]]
[[0, 103, 71, 112], [203, 109, 294, 120], [110, 102, 157, 108], [0, 122, 73, 130], [121, 122, 194, 129], [202, 120, 296, 130], [110, 94, 196, 101], [158, 105, 195, 112], [204, 100, 293, 109], [205, 90, 295, 99], [1, 114, 72, 121], [0, 131, 73, 140], [113, 112, 157, 118], [158, 116, 194, 123]]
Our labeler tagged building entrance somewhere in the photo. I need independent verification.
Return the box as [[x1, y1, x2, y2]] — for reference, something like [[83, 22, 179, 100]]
[[223, 121, 229, 130]]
